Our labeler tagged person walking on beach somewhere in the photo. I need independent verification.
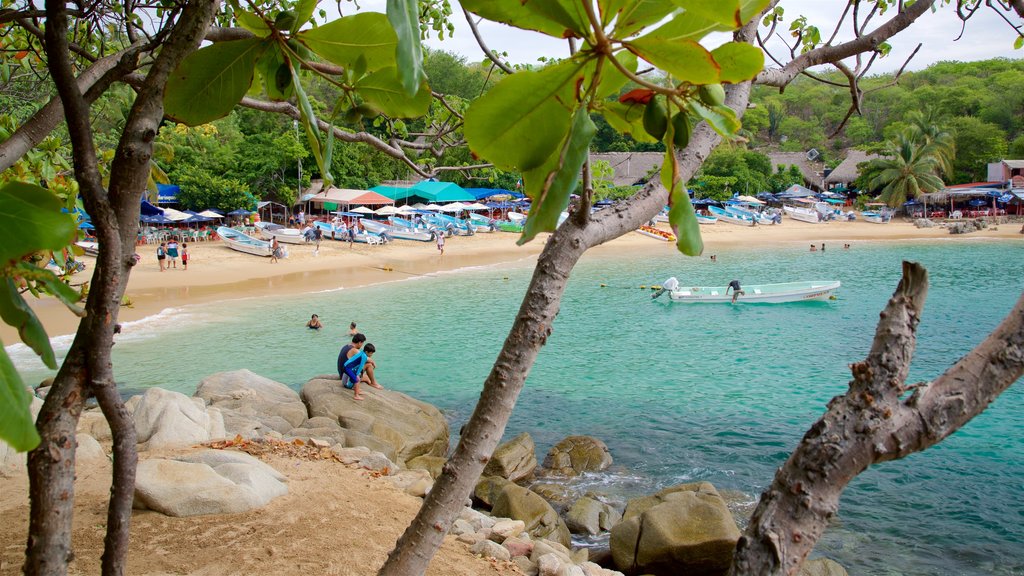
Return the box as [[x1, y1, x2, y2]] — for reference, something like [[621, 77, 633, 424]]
[[726, 279, 745, 304], [436, 231, 445, 255], [166, 238, 179, 269], [270, 237, 281, 263], [156, 242, 167, 271], [306, 314, 322, 330], [313, 225, 322, 250], [181, 243, 189, 270]]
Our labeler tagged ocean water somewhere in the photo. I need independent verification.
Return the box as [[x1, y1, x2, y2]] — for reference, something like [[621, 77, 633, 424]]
[[10, 239, 1024, 575]]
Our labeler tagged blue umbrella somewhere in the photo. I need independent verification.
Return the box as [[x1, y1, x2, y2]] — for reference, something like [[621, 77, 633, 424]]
[[227, 208, 251, 216], [77, 221, 95, 230], [968, 198, 988, 207]]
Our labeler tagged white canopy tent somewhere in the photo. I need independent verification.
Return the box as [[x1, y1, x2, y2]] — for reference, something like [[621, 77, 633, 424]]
[[396, 205, 417, 214], [466, 202, 490, 211], [160, 207, 191, 221], [424, 204, 443, 211], [375, 205, 400, 215], [351, 206, 376, 214], [410, 203, 429, 209], [197, 210, 224, 218], [439, 202, 464, 213]]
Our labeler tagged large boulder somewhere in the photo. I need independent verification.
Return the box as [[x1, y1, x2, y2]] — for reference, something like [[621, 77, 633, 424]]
[[301, 376, 448, 466], [195, 370, 307, 436], [133, 387, 225, 451], [484, 432, 538, 482], [407, 455, 446, 479], [0, 395, 42, 478], [134, 449, 287, 517], [798, 558, 849, 576], [610, 482, 740, 576], [542, 436, 612, 477], [565, 496, 622, 536], [492, 483, 571, 548], [474, 476, 512, 509]]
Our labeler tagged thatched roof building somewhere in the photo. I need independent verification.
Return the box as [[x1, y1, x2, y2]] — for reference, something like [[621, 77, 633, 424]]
[[825, 150, 880, 187], [589, 152, 664, 187], [765, 151, 824, 191]]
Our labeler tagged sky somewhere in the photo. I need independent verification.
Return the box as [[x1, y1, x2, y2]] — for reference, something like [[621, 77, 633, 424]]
[[347, 0, 1021, 75]]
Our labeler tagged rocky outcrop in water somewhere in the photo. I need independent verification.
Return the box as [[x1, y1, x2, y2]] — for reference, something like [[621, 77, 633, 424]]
[[492, 482, 572, 547], [541, 435, 613, 477], [484, 431, 538, 482], [610, 482, 740, 576]]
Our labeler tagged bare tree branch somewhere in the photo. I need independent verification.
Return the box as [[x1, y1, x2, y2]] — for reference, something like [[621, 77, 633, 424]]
[[463, 8, 514, 75]]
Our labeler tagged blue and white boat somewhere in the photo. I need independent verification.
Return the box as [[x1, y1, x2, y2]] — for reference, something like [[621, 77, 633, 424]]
[[860, 210, 891, 224], [218, 226, 272, 257], [653, 277, 841, 303], [708, 205, 755, 226], [360, 218, 435, 242], [696, 213, 717, 225], [312, 220, 388, 244]]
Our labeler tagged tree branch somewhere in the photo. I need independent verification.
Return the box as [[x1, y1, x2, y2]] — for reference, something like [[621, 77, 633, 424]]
[[463, 8, 514, 75]]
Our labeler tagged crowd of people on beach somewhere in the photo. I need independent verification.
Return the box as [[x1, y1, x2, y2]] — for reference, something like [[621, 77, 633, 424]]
[[155, 238, 189, 271], [305, 316, 382, 401]]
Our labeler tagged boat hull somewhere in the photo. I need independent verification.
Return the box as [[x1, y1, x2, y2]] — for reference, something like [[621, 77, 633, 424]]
[[256, 225, 307, 244], [217, 226, 272, 257], [667, 280, 841, 303], [312, 221, 385, 244], [696, 215, 716, 225], [784, 205, 826, 223], [361, 219, 435, 241], [708, 206, 754, 226], [861, 211, 890, 224]]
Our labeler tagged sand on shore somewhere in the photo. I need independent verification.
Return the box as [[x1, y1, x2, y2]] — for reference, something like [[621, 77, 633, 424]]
[[2, 218, 1021, 344], [0, 451, 508, 576]]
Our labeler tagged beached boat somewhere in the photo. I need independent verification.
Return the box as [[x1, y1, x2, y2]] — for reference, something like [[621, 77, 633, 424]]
[[255, 222, 306, 244], [726, 205, 777, 226], [218, 226, 272, 256], [708, 205, 755, 226], [653, 277, 841, 303], [312, 221, 387, 244], [783, 203, 827, 223], [696, 214, 717, 225], [635, 225, 676, 242], [75, 241, 99, 256], [861, 210, 891, 224], [507, 211, 527, 223], [360, 218, 435, 242]]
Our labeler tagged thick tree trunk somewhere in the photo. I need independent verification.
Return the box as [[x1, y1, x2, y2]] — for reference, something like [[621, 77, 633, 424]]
[[731, 264, 1024, 575], [24, 2, 218, 575]]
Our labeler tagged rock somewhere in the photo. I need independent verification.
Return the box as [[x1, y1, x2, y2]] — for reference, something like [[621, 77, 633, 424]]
[[388, 469, 433, 497], [134, 450, 287, 516], [542, 436, 612, 477], [358, 452, 396, 474], [502, 536, 534, 558], [407, 455, 446, 479], [492, 519, 527, 541], [301, 376, 448, 467], [450, 518, 476, 536], [798, 558, 849, 576], [471, 539, 511, 562], [196, 370, 308, 434], [285, 427, 347, 447], [493, 483, 571, 547], [303, 416, 340, 429], [484, 432, 538, 482], [76, 434, 106, 463], [610, 482, 740, 576], [530, 539, 573, 565], [513, 556, 540, 576], [77, 408, 112, 442], [331, 444, 371, 464], [344, 430, 399, 462], [914, 218, 934, 228], [474, 476, 512, 509], [459, 506, 497, 532], [530, 482, 575, 514], [457, 532, 485, 545], [133, 387, 224, 451], [566, 497, 622, 536], [580, 561, 624, 576], [0, 395, 43, 477]]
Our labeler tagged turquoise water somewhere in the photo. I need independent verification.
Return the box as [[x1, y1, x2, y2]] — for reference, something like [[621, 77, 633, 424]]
[[10, 239, 1024, 575]]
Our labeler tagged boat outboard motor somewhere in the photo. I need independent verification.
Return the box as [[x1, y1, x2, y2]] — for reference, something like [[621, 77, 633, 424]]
[[652, 277, 679, 299]]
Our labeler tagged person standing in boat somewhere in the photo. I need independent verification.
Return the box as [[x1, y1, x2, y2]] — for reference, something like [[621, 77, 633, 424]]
[[726, 279, 745, 304]]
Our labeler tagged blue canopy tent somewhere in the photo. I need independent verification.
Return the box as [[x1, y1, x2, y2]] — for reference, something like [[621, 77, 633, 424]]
[[140, 199, 163, 216], [140, 214, 172, 224]]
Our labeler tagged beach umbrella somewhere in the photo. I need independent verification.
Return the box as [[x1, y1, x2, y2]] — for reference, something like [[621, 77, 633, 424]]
[[466, 202, 490, 211], [967, 198, 987, 207], [160, 207, 191, 221], [351, 206, 376, 214], [198, 210, 223, 218], [487, 194, 513, 201], [424, 204, 443, 211], [375, 205, 400, 215], [227, 208, 251, 216], [444, 202, 467, 212], [410, 203, 429, 209], [396, 205, 417, 214], [77, 221, 95, 229]]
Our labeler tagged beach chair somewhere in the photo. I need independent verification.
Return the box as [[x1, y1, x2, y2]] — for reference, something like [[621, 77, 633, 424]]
[[365, 235, 382, 246]]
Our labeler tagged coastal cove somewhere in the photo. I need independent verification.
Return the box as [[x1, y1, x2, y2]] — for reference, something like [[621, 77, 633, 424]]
[[8, 237, 1024, 575]]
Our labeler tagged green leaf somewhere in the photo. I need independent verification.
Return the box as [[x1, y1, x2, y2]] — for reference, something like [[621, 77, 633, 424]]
[[293, 0, 318, 33], [519, 107, 597, 244], [612, 0, 677, 37], [645, 11, 728, 42], [662, 148, 702, 256], [464, 60, 586, 172], [523, 1, 591, 38], [164, 38, 265, 126], [388, 0, 426, 96], [626, 36, 719, 84], [739, 0, 774, 24], [461, 0, 577, 38], [0, 341, 40, 452], [1016, 35, 1024, 50], [256, 43, 293, 101], [298, 12, 397, 73], [594, 52, 638, 100], [0, 182, 77, 266], [598, 101, 657, 143], [355, 67, 432, 118], [671, 0, 742, 27], [598, 0, 632, 27], [289, 59, 331, 186], [689, 99, 741, 137], [710, 42, 764, 83], [0, 277, 56, 368], [234, 8, 270, 36]]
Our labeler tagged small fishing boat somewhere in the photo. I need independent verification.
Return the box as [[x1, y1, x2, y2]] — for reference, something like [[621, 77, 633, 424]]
[[75, 241, 99, 256], [312, 221, 387, 244], [255, 222, 306, 244], [635, 225, 676, 242], [783, 203, 827, 223], [360, 218, 435, 242], [507, 211, 528, 224], [860, 210, 891, 224], [696, 213, 717, 225], [652, 277, 840, 303], [218, 226, 272, 256], [708, 205, 755, 226], [726, 205, 777, 226]]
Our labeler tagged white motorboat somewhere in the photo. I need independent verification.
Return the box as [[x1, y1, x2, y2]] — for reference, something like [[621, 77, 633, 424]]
[[696, 214, 717, 225], [652, 277, 840, 303], [708, 205, 754, 226], [255, 222, 307, 244], [360, 218, 435, 242], [783, 203, 828, 223], [217, 226, 272, 256], [861, 210, 891, 224], [312, 221, 387, 244]]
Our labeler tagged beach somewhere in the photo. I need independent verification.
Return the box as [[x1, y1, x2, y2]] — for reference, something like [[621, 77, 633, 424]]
[[3, 218, 1021, 344]]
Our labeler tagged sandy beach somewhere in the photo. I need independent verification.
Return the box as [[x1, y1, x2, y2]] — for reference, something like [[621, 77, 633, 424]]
[[3, 218, 1021, 344]]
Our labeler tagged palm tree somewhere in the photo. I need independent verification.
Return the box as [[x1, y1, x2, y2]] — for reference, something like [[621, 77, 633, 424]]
[[904, 109, 956, 179], [864, 133, 946, 207]]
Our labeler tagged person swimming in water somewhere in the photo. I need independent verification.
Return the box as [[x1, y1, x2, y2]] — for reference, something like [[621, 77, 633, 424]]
[[306, 314, 322, 330]]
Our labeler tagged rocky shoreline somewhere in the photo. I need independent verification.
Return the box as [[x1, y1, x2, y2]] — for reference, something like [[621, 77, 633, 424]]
[[2, 369, 847, 576]]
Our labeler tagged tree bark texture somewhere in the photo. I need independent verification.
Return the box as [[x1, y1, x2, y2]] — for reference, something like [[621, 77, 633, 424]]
[[25, 2, 219, 575], [731, 263, 1024, 575]]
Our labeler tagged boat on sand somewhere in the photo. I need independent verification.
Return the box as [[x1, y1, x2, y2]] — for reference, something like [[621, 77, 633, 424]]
[[652, 277, 840, 303], [218, 226, 272, 257]]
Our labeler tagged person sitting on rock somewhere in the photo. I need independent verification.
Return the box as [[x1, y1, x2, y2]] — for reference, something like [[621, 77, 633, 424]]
[[341, 343, 375, 401]]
